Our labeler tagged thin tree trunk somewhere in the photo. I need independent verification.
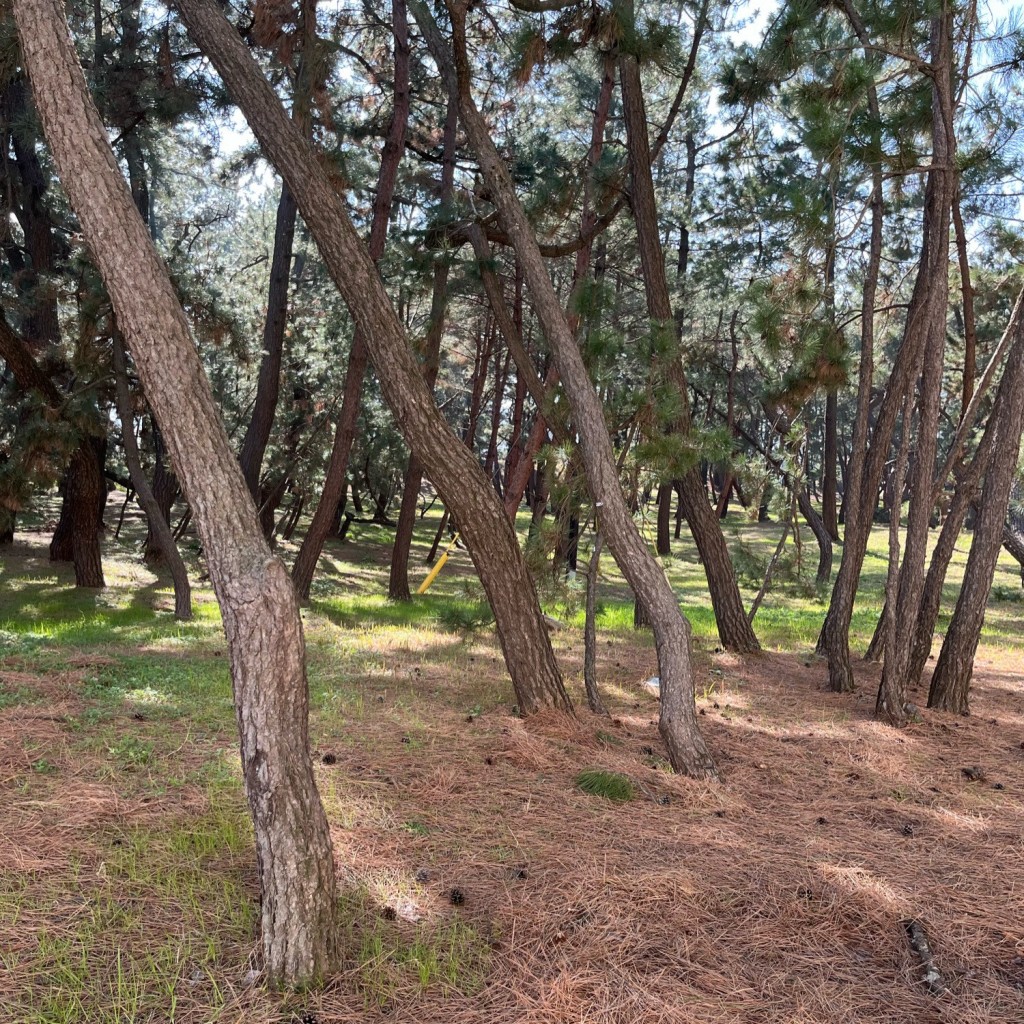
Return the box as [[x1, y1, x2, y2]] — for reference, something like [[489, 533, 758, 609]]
[[817, 0, 884, 690], [16, 0, 337, 986], [389, 93, 458, 601], [112, 333, 192, 619], [876, 11, 955, 726], [656, 483, 672, 555], [619, 29, 759, 655], [143, 422, 179, 563], [583, 531, 606, 714], [292, 0, 410, 599], [238, 184, 298, 496], [177, 0, 571, 714]]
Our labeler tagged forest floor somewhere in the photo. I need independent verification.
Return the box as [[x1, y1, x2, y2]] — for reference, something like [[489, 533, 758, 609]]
[[1, 496, 1023, 1023]]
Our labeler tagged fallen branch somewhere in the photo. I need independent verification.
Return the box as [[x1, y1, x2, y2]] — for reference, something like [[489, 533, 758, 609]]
[[902, 918, 947, 996]]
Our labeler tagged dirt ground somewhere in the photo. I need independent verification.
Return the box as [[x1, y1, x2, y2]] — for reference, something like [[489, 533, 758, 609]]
[[2, 593, 1023, 1022]]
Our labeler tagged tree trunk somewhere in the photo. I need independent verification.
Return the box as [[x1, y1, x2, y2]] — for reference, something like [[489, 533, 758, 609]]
[[238, 184, 298, 497], [929, 297, 1024, 713], [656, 482, 672, 555], [112, 333, 192, 619], [817, 0, 884, 690], [822, 390, 839, 541], [440, 1, 715, 776], [583, 531, 606, 714], [143, 423, 179, 563], [619, 34, 759, 656], [389, 94, 458, 601], [292, 0, 410, 599], [15, 0, 338, 985], [56, 437, 106, 587], [819, 2, 947, 693], [176, 0, 571, 714], [875, 11, 954, 726]]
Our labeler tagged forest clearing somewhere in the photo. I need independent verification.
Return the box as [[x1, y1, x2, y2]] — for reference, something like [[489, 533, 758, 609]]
[[3, 0, 1024, 1020], [1, 504, 1023, 1023]]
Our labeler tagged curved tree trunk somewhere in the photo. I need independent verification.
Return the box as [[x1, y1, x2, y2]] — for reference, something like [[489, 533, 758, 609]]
[[175, 0, 571, 715], [16, 0, 337, 985]]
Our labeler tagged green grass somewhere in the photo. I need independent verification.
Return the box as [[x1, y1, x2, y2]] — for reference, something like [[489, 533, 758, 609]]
[[0, 495, 1022, 1021], [574, 768, 636, 802]]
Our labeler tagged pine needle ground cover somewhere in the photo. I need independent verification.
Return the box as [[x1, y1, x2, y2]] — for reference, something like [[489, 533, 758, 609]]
[[1, 500, 1022, 1023]]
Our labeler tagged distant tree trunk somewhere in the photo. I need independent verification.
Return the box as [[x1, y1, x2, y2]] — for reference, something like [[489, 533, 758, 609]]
[[177, 0, 571, 714], [389, 93, 457, 601], [238, 183, 298, 497], [583, 531, 606, 714], [1004, 519, 1024, 585], [16, 0, 337, 986], [822, 390, 839, 541], [928, 292, 1024, 713], [292, 0, 410, 600], [112, 333, 192, 619], [619, 33, 758, 656], [50, 438, 106, 587], [818, 2, 944, 693], [442, 1, 715, 776], [906, 429, 996, 684], [656, 483, 672, 555], [143, 424, 178, 563]]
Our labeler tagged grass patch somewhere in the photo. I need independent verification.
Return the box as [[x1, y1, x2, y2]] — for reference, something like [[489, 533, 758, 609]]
[[574, 768, 636, 802]]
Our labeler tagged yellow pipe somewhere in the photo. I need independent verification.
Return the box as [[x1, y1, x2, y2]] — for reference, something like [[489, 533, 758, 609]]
[[417, 532, 461, 594]]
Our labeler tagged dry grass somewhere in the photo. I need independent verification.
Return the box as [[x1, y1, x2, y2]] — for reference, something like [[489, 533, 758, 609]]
[[1, 521, 1023, 1022]]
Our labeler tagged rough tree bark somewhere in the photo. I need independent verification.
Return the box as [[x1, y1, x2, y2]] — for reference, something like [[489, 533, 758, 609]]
[[15, 0, 338, 985], [175, 0, 571, 714], [928, 292, 1024, 712]]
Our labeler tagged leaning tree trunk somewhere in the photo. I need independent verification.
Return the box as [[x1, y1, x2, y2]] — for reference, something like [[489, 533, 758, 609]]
[[112, 333, 192, 620], [906, 422, 996, 685], [928, 290, 1024, 713], [15, 0, 338, 986], [437, 0, 715, 776], [175, 0, 571, 715]]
